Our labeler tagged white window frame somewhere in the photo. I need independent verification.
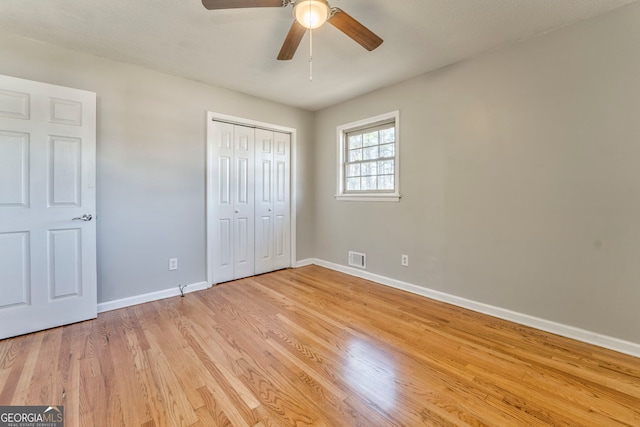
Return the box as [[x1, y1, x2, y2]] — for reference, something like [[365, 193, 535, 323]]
[[336, 110, 400, 202]]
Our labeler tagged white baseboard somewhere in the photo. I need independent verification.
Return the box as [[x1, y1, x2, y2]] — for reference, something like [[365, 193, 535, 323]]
[[311, 258, 640, 359], [295, 258, 314, 268], [98, 281, 210, 313]]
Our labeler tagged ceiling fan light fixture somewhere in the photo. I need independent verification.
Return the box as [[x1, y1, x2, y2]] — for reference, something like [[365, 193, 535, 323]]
[[293, 0, 330, 29]]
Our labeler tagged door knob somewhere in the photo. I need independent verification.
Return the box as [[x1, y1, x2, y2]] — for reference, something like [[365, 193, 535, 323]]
[[72, 214, 93, 221], [235, 210, 239, 214]]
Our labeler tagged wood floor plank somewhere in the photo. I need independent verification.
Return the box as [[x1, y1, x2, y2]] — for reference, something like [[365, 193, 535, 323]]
[[0, 334, 33, 404], [179, 321, 261, 425], [8, 332, 43, 405], [1, 265, 640, 426]]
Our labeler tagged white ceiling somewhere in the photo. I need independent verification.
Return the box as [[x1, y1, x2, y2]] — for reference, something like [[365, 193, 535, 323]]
[[0, 0, 637, 111]]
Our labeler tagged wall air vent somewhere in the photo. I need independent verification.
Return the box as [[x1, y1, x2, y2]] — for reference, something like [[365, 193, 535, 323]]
[[348, 251, 366, 269]]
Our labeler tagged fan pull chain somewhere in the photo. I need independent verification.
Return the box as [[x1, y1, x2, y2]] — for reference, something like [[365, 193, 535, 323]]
[[309, 28, 313, 81], [308, 0, 313, 81]]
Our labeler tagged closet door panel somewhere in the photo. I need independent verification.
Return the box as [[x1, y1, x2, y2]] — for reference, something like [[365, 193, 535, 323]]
[[273, 131, 291, 270], [232, 125, 255, 280], [210, 121, 235, 283], [255, 129, 274, 274]]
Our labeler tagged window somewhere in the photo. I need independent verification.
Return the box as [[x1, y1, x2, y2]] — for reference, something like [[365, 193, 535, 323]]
[[336, 110, 400, 201]]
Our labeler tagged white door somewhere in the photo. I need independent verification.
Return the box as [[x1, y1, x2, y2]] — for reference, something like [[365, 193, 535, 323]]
[[255, 129, 290, 275], [233, 125, 255, 280], [0, 74, 97, 339], [255, 129, 274, 274], [272, 131, 291, 271], [208, 121, 255, 283]]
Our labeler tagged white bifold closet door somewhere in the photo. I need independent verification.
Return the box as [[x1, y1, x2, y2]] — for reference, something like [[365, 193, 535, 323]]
[[210, 122, 255, 283], [209, 121, 290, 284], [255, 129, 290, 275]]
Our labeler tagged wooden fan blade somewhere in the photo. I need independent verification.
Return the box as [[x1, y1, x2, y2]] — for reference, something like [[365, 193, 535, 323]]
[[202, 0, 285, 10], [277, 21, 307, 60], [328, 8, 383, 51]]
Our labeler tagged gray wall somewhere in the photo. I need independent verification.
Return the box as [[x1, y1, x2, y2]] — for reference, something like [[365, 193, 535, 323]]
[[314, 3, 640, 344], [0, 34, 315, 303]]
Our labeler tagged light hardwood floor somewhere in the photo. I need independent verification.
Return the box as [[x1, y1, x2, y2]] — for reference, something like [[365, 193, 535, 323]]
[[1, 265, 639, 426]]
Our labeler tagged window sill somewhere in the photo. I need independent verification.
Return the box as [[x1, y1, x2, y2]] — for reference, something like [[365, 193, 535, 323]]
[[335, 194, 401, 202]]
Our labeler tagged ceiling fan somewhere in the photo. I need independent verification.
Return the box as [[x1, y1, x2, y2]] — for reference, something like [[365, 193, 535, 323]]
[[201, 0, 383, 60]]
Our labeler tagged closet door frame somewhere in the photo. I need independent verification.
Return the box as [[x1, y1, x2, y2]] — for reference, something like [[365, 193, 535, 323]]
[[206, 111, 297, 285]]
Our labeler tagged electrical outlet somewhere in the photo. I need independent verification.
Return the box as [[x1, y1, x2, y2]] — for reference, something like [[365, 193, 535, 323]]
[[169, 258, 178, 271], [401, 254, 409, 267]]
